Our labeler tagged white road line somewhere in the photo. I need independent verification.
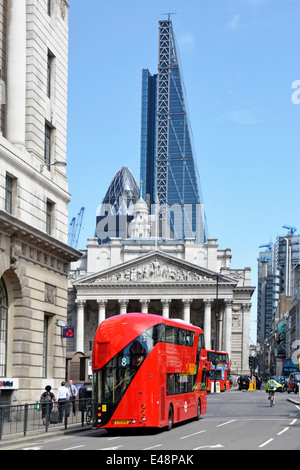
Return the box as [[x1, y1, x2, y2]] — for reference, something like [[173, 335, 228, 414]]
[[63, 444, 85, 450], [180, 430, 206, 439], [143, 444, 162, 450], [217, 419, 236, 427], [258, 438, 274, 448], [98, 445, 123, 450], [277, 427, 289, 435], [290, 419, 297, 425]]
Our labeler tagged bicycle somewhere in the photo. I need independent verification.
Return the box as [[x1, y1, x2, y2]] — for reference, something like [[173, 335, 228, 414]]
[[268, 391, 275, 406], [86, 400, 92, 425]]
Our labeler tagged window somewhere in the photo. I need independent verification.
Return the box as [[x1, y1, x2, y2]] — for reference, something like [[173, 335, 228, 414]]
[[0, 278, 8, 376], [5, 174, 13, 214], [44, 124, 52, 168], [167, 372, 196, 395], [47, 51, 55, 98], [42, 316, 49, 378], [46, 200, 54, 235]]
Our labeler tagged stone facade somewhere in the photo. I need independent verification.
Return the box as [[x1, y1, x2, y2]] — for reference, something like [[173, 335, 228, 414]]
[[69, 201, 255, 376], [0, 0, 80, 405]]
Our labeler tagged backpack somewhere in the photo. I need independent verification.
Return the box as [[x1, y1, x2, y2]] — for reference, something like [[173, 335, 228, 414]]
[[41, 392, 52, 403], [269, 380, 275, 389]]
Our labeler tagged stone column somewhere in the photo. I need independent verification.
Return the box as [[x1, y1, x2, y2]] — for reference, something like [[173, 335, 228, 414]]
[[161, 299, 171, 318], [203, 299, 213, 350], [140, 299, 150, 313], [182, 299, 192, 323], [97, 299, 107, 324], [6, 0, 26, 146], [242, 303, 251, 373], [224, 299, 233, 357], [119, 298, 129, 315], [75, 299, 86, 353]]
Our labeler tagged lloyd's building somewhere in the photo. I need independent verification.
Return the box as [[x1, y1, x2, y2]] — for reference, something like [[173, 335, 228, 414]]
[[68, 20, 255, 378]]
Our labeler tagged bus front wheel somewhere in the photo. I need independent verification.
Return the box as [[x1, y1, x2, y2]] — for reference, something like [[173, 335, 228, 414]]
[[167, 405, 173, 431]]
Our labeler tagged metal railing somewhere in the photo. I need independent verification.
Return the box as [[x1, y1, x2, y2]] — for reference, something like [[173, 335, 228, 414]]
[[0, 398, 92, 440]]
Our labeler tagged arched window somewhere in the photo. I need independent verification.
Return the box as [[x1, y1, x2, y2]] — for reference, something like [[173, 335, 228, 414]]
[[0, 278, 8, 376]]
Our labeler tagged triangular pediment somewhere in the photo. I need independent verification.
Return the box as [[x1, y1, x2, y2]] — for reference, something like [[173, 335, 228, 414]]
[[73, 251, 237, 287]]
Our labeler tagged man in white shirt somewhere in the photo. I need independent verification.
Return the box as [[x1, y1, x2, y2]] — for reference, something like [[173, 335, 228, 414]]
[[56, 381, 70, 423]]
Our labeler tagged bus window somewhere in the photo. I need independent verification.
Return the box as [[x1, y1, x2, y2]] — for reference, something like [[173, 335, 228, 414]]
[[96, 338, 147, 404], [200, 369, 207, 391], [152, 324, 165, 344], [166, 373, 195, 395], [165, 325, 177, 344], [178, 329, 195, 346]]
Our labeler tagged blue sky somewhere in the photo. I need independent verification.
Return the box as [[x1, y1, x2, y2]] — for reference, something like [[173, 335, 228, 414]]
[[67, 0, 300, 343]]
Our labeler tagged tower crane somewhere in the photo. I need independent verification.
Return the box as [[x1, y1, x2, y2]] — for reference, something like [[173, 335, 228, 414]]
[[259, 243, 273, 251], [282, 225, 297, 235], [68, 207, 85, 248]]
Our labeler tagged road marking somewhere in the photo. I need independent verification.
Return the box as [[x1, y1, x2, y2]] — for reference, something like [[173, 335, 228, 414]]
[[63, 444, 85, 450], [180, 430, 206, 439], [217, 419, 236, 427], [290, 419, 297, 425], [23, 447, 41, 450], [98, 445, 123, 450], [277, 427, 289, 435], [143, 444, 162, 450], [193, 444, 224, 450], [258, 438, 274, 448]]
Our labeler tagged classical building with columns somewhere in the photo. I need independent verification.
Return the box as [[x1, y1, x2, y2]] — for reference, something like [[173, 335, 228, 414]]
[[68, 198, 255, 377], [0, 0, 80, 405]]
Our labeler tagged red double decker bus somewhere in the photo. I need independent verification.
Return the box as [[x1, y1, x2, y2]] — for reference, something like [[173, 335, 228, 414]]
[[92, 313, 207, 430], [206, 350, 230, 392]]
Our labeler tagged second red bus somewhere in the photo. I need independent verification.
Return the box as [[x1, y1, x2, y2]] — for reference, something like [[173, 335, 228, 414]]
[[206, 350, 230, 392]]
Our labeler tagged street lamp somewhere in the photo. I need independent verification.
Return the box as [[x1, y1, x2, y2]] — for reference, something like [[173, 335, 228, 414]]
[[40, 161, 67, 172], [214, 273, 220, 392]]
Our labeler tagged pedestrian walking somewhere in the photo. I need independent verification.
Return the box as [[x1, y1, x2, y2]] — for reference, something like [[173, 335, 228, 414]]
[[67, 379, 77, 416], [40, 385, 56, 425], [55, 381, 70, 423]]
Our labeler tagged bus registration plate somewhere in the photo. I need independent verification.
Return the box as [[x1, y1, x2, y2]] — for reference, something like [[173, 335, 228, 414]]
[[114, 420, 130, 424]]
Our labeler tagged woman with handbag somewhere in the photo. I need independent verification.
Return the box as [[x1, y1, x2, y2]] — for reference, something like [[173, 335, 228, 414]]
[[40, 385, 56, 425]]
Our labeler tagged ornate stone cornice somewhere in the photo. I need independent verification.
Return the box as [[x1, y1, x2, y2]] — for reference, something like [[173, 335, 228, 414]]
[[0, 209, 81, 263]]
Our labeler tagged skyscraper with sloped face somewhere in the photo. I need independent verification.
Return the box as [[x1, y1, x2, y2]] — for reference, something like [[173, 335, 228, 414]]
[[140, 20, 206, 243]]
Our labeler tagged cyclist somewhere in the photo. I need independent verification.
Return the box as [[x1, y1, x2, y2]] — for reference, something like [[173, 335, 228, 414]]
[[266, 376, 282, 405]]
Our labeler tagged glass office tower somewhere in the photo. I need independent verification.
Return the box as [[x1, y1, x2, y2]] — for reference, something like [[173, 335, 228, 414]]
[[140, 20, 206, 243]]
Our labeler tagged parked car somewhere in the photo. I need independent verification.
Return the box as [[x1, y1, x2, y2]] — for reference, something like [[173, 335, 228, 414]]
[[239, 375, 250, 390], [287, 372, 300, 394]]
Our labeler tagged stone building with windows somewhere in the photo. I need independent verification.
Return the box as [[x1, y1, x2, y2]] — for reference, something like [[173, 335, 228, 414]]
[[68, 198, 255, 376], [0, 0, 80, 405]]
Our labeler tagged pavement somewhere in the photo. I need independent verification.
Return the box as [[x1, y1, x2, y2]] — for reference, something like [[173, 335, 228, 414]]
[[0, 421, 92, 449]]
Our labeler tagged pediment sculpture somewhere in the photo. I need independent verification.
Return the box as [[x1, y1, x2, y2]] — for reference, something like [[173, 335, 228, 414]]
[[87, 258, 224, 285]]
